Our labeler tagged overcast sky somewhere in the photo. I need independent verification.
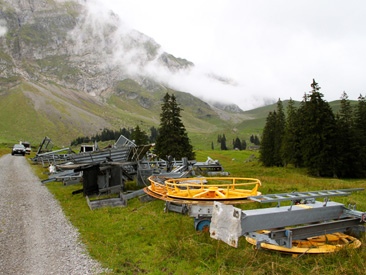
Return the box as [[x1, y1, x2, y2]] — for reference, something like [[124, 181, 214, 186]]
[[92, 0, 366, 110]]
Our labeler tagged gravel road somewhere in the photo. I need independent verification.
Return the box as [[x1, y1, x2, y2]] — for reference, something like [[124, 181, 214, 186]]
[[0, 154, 105, 275]]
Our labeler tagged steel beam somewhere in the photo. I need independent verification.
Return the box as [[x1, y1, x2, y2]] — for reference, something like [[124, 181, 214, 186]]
[[210, 198, 366, 248]]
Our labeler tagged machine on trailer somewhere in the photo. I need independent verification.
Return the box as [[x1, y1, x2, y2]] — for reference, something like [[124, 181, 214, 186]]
[[210, 189, 366, 254]]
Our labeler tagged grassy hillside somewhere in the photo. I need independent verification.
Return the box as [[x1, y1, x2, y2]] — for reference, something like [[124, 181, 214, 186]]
[[35, 150, 366, 274], [234, 99, 358, 136], [110, 79, 228, 132], [1, 79, 359, 150], [0, 82, 112, 145], [0, 80, 232, 146]]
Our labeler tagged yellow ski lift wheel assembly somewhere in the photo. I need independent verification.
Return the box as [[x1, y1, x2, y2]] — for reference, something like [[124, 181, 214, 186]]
[[145, 176, 262, 204], [246, 232, 362, 255]]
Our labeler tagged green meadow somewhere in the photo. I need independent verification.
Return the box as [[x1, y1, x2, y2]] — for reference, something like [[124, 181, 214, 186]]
[[26, 150, 366, 275]]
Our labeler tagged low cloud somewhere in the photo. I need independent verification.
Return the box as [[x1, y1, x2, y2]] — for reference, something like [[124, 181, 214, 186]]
[[0, 27, 6, 36], [142, 61, 272, 110], [0, 19, 7, 37], [71, 0, 273, 110]]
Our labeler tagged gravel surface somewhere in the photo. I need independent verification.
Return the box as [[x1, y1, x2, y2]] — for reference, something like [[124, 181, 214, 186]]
[[0, 154, 105, 275]]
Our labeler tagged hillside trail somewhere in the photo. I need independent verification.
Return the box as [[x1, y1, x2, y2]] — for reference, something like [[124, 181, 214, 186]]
[[0, 154, 105, 275]]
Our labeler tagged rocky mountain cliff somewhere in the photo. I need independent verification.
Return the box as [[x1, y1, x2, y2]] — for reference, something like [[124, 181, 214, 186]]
[[1, 0, 191, 91], [0, 0, 248, 145]]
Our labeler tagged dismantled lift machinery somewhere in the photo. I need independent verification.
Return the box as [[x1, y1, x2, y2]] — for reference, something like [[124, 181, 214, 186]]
[[35, 136, 228, 210], [145, 176, 365, 253], [34, 137, 366, 253], [145, 176, 262, 231], [210, 189, 366, 253]]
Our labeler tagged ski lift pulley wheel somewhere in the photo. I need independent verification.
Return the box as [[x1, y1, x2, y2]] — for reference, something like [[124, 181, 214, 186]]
[[148, 176, 262, 202], [245, 232, 362, 254]]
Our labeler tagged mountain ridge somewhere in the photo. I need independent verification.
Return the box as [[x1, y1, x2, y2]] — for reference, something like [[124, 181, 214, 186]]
[[0, 0, 260, 146]]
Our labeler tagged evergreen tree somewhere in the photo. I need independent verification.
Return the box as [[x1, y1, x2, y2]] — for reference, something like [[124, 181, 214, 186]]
[[131, 125, 149, 146], [113, 129, 120, 140], [121, 128, 132, 139], [254, 135, 260, 145], [258, 81, 365, 178], [299, 79, 336, 176], [274, 99, 285, 166], [211, 141, 214, 150], [154, 93, 195, 160], [234, 137, 242, 150], [71, 127, 135, 146], [220, 135, 228, 150], [241, 139, 247, 150], [355, 94, 366, 133], [250, 135, 254, 143], [281, 98, 302, 167], [259, 111, 277, 166], [354, 94, 366, 176], [334, 92, 361, 177], [149, 126, 158, 143], [220, 140, 227, 150], [259, 99, 285, 167]]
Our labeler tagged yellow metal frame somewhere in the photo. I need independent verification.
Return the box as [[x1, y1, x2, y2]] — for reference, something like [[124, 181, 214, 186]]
[[146, 176, 261, 204], [246, 232, 361, 254]]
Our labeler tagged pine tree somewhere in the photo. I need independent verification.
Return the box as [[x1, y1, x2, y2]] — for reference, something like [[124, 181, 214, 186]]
[[335, 92, 357, 177], [154, 93, 195, 160], [354, 94, 366, 176], [274, 99, 285, 166], [131, 125, 149, 146], [234, 137, 242, 150], [149, 126, 158, 143], [220, 138, 228, 150], [259, 111, 277, 166], [211, 141, 214, 150], [220, 134, 227, 150], [253, 135, 260, 145], [121, 128, 131, 139], [281, 98, 302, 167], [299, 79, 336, 176], [241, 139, 247, 150], [259, 99, 285, 167]]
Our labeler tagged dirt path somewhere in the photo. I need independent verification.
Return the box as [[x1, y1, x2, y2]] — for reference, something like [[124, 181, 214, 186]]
[[0, 154, 104, 275]]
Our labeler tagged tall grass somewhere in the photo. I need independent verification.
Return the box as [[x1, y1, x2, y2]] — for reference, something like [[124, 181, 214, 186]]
[[37, 150, 366, 274]]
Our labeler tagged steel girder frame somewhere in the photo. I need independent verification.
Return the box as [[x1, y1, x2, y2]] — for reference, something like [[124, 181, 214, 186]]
[[210, 198, 366, 249]]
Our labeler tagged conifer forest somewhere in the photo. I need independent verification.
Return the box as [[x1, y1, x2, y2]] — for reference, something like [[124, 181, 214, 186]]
[[260, 79, 366, 178]]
